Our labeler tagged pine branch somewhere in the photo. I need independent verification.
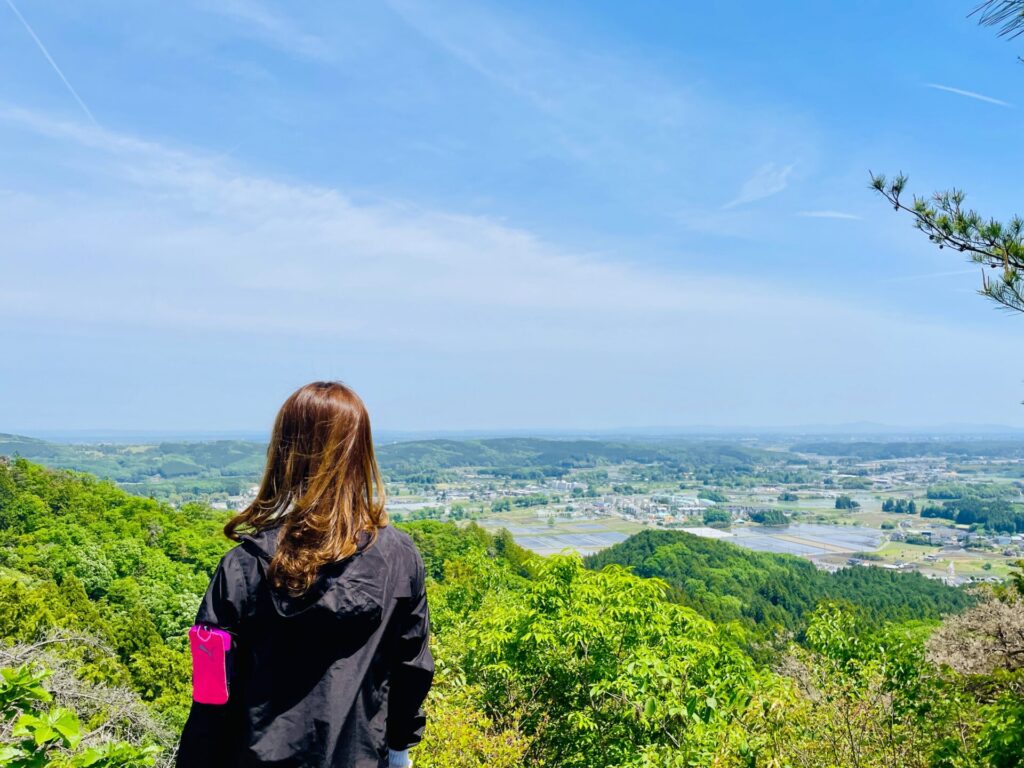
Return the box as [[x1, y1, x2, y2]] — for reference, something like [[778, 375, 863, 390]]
[[869, 172, 1024, 313], [971, 0, 1024, 39]]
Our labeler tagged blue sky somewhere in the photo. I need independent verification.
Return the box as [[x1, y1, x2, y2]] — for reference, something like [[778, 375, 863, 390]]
[[2, 0, 1023, 434]]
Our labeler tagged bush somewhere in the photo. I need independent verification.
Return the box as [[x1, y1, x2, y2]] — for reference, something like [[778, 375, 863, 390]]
[[702, 508, 731, 527], [0, 665, 159, 767], [750, 509, 788, 526], [697, 489, 728, 503]]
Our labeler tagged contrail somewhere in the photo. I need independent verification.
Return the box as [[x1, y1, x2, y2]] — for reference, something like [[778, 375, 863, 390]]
[[4, 0, 98, 125], [881, 268, 980, 283], [925, 83, 1011, 108]]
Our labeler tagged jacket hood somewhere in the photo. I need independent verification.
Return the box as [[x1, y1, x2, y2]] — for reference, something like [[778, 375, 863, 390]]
[[240, 526, 386, 630]]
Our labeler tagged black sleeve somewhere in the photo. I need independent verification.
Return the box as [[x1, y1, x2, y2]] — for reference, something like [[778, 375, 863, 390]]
[[386, 551, 435, 751], [176, 552, 249, 767]]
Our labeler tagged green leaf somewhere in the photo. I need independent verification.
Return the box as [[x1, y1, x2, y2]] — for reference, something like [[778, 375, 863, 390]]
[[50, 707, 84, 749], [644, 697, 657, 718], [0, 744, 26, 762]]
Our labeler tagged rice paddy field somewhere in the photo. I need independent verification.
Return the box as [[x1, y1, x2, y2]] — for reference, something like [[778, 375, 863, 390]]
[[478, 515, 888, 560], [477, 513, 645, 556], [708, 523, 886, 557]]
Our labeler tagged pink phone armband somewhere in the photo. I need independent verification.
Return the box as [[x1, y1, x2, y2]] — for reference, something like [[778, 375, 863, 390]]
[[189, 625, 232, 705]]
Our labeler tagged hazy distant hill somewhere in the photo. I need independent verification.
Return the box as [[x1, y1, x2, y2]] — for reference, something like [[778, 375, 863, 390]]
[[0, 433, 794, 498], [0, 433, 61, 457], [790, 439, 1024, 460], [1, 433, 777, 475], [0, 433, 266, 482], [0, 433, 267, 503], [375, 436, 780, 472]]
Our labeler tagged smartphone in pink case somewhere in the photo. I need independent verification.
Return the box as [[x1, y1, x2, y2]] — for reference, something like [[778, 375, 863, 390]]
[[189, 625, 232, 705]]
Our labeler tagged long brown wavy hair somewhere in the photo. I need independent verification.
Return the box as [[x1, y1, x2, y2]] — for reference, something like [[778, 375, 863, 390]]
[[224, 381, 388, 594]]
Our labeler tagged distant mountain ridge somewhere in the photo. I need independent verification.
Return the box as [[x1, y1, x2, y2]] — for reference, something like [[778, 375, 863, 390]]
[[374, 437, 776, 473], [11, 421, 1024, 444], [8, 432, 1024, 489]]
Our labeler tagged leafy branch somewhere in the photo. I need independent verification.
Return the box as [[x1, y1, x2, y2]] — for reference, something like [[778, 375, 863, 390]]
[[869, 173, 1024, 312]]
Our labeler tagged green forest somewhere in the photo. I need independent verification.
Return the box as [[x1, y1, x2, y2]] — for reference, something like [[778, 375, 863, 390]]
[[1, 458, 1022, 767], [376, 437, 776, 475], [585, 530, 973, 638], [0, 434, 267, 505]]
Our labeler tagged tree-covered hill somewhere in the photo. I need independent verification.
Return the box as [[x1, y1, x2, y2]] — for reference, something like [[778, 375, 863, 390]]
[[0, 433, 267, 504], [377, 436, 771, 467], [0, 459, 1021, 767], [0, 434, 266, 483], [375, 437, 787, 483], [0, 433, 793, 495], [585, 529, 972, 635], [1, 434, 780, 478]]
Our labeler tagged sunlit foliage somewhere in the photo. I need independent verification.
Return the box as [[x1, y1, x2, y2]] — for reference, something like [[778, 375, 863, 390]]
[[1, 459, 1021, 766]]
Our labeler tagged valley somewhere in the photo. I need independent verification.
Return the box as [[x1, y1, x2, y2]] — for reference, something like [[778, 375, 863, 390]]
[[4, 432, 1023, 586]]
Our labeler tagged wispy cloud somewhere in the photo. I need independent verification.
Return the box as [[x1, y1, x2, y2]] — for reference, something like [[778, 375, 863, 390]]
[[881, 268, 980, 283], [0, 108, 740, 334], [3, 108, 1022, 429], [0, 108, 913, 338], [3, 0, 97, 125], [723, 162, 795, 209], [925, 83, 1011, 107], [383, 0, 575, 113], [195, 0, 334, 62], [383, 0, 816, 222], [797, 210, 862, 220]]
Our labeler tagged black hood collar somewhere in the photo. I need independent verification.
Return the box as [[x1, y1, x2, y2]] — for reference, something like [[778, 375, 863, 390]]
[[239, 526, 384, 623]]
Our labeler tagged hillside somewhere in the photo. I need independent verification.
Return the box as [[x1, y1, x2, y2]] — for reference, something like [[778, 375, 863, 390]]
[[0, 433, 792, 499], [0, 433, 266, 480], [12, 432, 1024, 484], [376, 436, 779, 471], [0, 458, 1021, 767], [585, 529, 972, 635], [0, 433, 778, 477], [0, 433, 267, 503]]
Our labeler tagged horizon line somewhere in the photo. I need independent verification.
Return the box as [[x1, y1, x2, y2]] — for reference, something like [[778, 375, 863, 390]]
[[8, 423, 1024, 445]]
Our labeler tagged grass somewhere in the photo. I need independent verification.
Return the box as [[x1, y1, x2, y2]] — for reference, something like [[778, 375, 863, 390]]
[[872, 540, 1017, 580]]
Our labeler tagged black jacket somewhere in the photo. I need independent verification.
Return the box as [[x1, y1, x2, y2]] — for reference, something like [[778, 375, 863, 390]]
[[176, 525, 434, 768]]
